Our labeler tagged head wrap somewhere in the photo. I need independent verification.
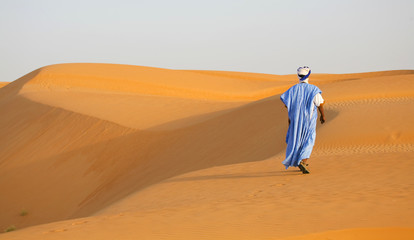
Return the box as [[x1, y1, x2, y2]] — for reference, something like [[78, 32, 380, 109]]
[[297, 66, 311, 82]]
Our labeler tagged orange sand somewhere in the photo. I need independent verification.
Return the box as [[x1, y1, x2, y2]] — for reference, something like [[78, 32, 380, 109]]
[[0, 63, 413, 239]]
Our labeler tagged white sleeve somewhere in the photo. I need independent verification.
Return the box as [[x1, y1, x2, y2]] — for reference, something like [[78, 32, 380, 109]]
[[313, 93, 324, 107]]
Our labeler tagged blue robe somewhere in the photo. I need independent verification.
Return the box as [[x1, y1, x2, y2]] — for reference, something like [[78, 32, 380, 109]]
[[280, 83, 322, 169]]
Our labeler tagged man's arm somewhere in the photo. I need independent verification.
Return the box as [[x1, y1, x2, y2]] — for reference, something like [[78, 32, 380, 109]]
[[318, 103, 326, 124]]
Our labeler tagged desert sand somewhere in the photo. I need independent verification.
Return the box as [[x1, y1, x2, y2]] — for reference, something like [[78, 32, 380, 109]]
[[0, 63, 413, 239]]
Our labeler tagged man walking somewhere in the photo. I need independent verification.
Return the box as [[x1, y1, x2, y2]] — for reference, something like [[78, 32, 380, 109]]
[[280, 66, 326, 174]]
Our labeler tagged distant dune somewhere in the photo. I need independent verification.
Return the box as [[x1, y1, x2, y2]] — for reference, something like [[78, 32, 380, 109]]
[[0, 82, 9, 88], [0, 63, 413, 239]]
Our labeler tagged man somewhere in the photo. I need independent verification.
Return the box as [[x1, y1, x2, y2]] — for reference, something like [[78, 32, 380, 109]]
[[280, 66, 326, 174]]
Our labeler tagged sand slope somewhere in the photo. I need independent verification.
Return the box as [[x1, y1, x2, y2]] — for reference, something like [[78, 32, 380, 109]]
[[0, 63, 413, 239]]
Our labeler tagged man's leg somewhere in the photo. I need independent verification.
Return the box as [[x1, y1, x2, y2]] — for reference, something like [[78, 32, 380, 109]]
[[301, 158, 308, 165]]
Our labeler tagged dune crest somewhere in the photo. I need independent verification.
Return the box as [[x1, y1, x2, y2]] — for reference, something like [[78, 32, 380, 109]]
[[0, 63, 413, 239], [18, 63, 289, 101]]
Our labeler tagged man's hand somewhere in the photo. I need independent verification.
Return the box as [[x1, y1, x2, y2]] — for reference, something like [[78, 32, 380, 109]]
[[320, 115, 326, 124], [318, 103, 326, 124]]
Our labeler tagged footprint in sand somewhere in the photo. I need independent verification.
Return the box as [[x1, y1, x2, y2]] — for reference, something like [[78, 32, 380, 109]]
[[247, 190, 263, 197], [44, 228, 68, 234], [270, 183, 286, 187], [71, 220, 89, 226]]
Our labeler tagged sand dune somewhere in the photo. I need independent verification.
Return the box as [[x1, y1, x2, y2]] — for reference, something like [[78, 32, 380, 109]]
[[0, 63, 413, 239], [0, 82, 8, 88]]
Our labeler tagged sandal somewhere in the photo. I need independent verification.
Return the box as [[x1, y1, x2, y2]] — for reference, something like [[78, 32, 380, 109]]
[[298, 161, 310, 174]]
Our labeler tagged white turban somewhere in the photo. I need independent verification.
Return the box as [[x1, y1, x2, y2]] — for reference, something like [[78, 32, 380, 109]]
[[297, 66, 311, 82]]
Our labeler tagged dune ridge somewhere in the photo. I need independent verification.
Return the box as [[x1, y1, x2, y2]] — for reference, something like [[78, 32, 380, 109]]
[[18, 63, 289, 101], [0, 63, 413, 239]]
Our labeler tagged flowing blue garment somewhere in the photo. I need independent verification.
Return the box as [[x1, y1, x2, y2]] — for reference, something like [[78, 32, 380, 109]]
[[280, 83, 322, 169]]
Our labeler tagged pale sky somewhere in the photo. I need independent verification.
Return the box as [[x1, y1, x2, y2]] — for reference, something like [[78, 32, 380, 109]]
[[1, 0, 413, 82]]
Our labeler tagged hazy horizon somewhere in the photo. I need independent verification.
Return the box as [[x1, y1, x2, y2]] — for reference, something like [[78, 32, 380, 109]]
[[1, 0, 413, 82]]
